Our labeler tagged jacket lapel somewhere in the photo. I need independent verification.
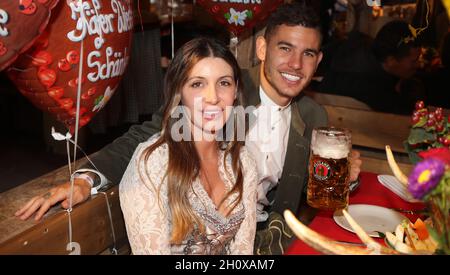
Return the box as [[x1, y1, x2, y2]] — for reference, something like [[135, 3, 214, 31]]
[[271, 101, 310, 215]]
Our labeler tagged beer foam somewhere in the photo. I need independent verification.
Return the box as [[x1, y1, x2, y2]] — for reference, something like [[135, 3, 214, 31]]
[[311, 134, 350, 159], [312, 144, 350, 159]]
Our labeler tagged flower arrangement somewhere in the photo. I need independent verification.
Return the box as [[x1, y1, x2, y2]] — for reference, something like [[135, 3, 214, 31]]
[[405, 100, 450, 164], [404, 101, 450, 254], [407, 147, 450, 254]]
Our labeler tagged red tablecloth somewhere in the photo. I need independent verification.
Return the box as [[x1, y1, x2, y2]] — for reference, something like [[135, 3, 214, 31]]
[[286, 171, 425, 255]]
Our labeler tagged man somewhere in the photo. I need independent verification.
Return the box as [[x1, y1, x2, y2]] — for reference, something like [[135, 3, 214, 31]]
[[319, 20, 423, 114], [16, 3, 362, 254]]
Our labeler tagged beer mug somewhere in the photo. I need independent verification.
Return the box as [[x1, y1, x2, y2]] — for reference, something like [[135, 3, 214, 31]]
[[306, 127, 352, 210]]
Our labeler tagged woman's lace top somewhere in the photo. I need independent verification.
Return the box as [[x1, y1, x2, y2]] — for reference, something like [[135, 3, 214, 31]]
[[119, 135, 258, 255]]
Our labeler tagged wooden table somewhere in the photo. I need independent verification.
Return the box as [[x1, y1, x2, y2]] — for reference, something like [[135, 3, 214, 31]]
[[286, 171, 425, 254], [0, 157, 129, 255]]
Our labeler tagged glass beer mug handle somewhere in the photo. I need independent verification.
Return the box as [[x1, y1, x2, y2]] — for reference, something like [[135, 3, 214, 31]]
[[349, 176, 361, 192]]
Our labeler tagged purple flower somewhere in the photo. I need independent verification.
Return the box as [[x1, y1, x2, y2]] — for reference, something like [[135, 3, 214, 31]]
[[408, 158, 446, 199]]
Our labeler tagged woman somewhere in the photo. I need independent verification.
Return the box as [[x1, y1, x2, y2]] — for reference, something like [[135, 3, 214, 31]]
[[119, 37, 257, 255]]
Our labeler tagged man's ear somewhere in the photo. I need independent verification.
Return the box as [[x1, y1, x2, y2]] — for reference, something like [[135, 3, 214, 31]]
[[316, 51, 323, 68], [256, 36, 267, 62]]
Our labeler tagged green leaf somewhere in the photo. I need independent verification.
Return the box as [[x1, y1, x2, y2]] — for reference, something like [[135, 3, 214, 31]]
[[427, 225, 443, 245], [408, 128, 435, 144], [412, 116, 427, 128], [408, 150, 422, 165], [432, 141, 444, 148], [224, 13, 231, 20], [246, 10, 253, 19], [403, 141, 423, 164]]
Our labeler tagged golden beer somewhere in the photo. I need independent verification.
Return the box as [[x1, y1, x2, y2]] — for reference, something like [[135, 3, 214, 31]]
[[307, 127, 351, 210]]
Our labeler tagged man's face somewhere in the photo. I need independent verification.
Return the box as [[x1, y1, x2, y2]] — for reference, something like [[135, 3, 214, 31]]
[[256, 24, 323, 106], [386, 47, 421, 79]]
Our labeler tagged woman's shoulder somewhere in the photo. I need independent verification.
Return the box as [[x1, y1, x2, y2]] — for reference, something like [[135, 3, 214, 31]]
[[134, 133, 169, 167], [136, 132, 167, 153], [127, 133, 169, 188]]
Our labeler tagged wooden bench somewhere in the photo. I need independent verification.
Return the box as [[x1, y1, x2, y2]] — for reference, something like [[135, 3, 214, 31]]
[[323, 104, 414, 175], [305, 90, 372, 111], [0, 157, 130, 255]]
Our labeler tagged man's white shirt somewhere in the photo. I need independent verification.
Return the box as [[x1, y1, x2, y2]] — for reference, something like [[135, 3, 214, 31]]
[[246, 86, 292, 222]]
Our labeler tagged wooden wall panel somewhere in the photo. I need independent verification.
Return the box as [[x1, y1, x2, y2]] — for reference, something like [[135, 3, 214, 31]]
[[324, 105, 411, 154]]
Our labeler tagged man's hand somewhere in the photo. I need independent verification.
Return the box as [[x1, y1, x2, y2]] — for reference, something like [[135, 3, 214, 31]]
[[15, 178, 92, 221], [349, 150, 362, 182]]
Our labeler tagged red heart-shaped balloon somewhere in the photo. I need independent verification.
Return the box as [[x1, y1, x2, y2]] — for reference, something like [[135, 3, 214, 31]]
[[0, 0, 59, 71], [7, 0, 133, 133], [196, 0, 283, 36]]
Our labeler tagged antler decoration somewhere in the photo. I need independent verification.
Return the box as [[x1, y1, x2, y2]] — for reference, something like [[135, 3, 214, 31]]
[[283, 210, 399, 255], [385, 145, 409, 186], [284, 209, 435, 255]]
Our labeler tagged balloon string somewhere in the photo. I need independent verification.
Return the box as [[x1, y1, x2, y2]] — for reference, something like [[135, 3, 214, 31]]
[[171, 0, 175, 59], [415, 0, 430, 37], [51, 128, 103, 176], [68, 38, 84, 214], [137, 0, 144, 33], [74, 39, 84, 160], [66, 139, 72, 180], [99, 191, 118, 255], [67, 206, 73, 246], [65, 0, 85, 252], [64, 134, 74, 248]]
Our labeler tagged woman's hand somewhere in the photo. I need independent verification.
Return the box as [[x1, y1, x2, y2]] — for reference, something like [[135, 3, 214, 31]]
[[15, 178, 92, 221]]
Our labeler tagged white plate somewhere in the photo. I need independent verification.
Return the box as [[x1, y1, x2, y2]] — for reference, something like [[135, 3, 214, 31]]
[[333, 204, 408, 238], [377, 175, 421, 203]]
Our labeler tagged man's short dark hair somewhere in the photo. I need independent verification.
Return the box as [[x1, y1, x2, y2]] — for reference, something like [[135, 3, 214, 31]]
[[264, 2, 322, 42], [372, 20, 421, 63]]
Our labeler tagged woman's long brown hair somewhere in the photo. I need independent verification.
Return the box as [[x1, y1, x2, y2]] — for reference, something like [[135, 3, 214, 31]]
[[139, 37, 245, 244]]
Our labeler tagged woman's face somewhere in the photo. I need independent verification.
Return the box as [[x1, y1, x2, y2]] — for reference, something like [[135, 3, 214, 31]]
[[181, 57, 237, 139]]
